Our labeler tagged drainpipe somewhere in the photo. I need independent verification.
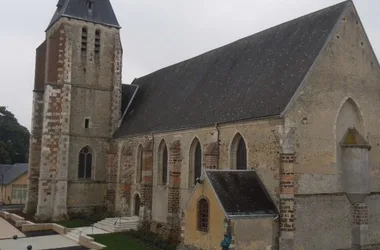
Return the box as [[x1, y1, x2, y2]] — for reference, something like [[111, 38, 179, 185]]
[[215, 123, 220, 169]]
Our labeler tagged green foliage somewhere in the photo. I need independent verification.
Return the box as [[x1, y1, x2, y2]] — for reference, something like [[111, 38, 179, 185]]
[[0, 106, 30, 164], [91, 230, 179, 250]]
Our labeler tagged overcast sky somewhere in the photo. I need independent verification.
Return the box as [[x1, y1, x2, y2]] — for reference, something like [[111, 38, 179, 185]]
[[0, 0, 378, 130]]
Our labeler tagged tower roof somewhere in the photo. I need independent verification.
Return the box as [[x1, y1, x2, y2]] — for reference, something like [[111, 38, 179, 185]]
[[47, 0, 120, 31]]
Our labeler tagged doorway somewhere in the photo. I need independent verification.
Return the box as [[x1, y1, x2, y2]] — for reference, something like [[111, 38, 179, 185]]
[[134, 194, 141, 216]]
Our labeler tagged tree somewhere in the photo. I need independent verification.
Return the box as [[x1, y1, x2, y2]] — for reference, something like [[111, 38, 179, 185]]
[[0, 106, 30, 164]]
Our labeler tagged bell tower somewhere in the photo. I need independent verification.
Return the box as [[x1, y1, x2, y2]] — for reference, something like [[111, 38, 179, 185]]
[[25, 0, 123, 221]]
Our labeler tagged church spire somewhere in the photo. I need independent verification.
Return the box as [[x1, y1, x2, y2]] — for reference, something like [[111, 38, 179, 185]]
[[47, 0, 120, 31]]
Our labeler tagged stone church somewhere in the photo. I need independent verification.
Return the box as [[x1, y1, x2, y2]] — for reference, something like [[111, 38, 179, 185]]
[[25, 0, 380, 249]]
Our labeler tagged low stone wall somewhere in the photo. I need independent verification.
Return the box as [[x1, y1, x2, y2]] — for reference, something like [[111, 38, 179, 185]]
[[79, 235, 106, 250], [0, 211, 107, 249], [0, 211, 28, 228], [0, 211, 67, 235]]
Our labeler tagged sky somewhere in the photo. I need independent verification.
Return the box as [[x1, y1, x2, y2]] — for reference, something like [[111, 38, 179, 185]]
[[0, 0, 378, 130]]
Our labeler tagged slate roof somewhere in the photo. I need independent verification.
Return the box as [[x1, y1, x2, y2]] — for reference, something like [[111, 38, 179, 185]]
[[0, 165, 13, 176], [121, 84, 138, 114], [47, 0, 120, 31], [0, 163, 28, 185], [114, 1, 349, 138], [206, 170, 277, 216]]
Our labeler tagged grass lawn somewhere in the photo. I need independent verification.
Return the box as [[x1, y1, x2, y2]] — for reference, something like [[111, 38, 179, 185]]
[[57, 218, 98, 228], [92, 233, 162, 250]]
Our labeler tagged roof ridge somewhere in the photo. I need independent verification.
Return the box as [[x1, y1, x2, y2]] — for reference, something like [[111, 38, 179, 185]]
[[134, 0, 350, 83]]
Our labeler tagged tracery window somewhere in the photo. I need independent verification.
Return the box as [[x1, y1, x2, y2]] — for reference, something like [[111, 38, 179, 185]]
[[78, 146, 92, 179]]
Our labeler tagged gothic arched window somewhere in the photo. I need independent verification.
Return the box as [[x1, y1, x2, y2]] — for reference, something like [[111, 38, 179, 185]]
[[158, 140, 168, 185], [231, 133, 247, 170], [78, 146, 92, 179], [162, 144, 168, 185], [236, 137, 247, 170], [189, 138, 202, 187], [137, 145, 143, 183], [197, 198, 209, 232]]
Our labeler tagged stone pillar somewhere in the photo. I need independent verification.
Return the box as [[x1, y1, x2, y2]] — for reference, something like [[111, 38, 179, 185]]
[[167, 140, 182, 242], [141, 140, 153, 225], [340, 128, 371, 249], [106, 143, 118, 213], [279, 153, 296, 250], [35, 24, 72, 221], [204, 142, 218, 170], [24, 91, 44, 215], [352, 203, 369, 248], [110, 32, 122, 136], [116, 144, 132, 216]]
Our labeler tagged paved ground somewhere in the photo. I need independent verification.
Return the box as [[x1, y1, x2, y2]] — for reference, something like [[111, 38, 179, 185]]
[[0, 217, 25, 239], [0, 234, 81, 250], [0, 217, 85, 250]]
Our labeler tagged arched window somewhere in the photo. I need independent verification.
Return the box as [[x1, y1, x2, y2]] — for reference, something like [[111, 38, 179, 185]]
[[78, 146, 92, 179], [137, 145, 143, 183], [158, 140, 168, 185], [197, 198, 209, 232], [236, 137, 247, 170], [162, 145, 168, 185], [189, 138, 202, 187], [231, 133, 247, 170]]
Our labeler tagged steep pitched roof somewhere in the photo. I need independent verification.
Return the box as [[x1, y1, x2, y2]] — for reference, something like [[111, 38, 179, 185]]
[[206, 170, 277, 216], [0, 164, 28, 185], [47, 0, 120, 31], [121, 84, 138, 114], [114, 1, 348, 138]]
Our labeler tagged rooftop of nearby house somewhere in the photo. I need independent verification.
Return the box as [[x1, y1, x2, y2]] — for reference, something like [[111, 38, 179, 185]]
[[0, 163, 28, 186]]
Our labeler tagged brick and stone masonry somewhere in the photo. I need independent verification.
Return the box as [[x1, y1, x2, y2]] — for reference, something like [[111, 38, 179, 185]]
[[203, 142, 218, 170], [35, 23, 72, 221], [279, 152, 296, 250], [166, 140, 182, 241], [140, 139, 153, 223]]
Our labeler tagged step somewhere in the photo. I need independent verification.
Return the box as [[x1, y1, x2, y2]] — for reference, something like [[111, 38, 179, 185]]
[[64, 233, 79, 243], [95, 222, 138, 228]]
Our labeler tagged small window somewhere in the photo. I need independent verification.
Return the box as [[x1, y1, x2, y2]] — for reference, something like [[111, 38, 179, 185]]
[[87, 0, 93, 10], [84, 118, 90, 128], [197, 198, 209, 232], [81, 27, 88, 53]]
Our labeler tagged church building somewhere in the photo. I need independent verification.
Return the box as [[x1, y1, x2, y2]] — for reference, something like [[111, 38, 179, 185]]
[[25, 0, 380, 249]]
